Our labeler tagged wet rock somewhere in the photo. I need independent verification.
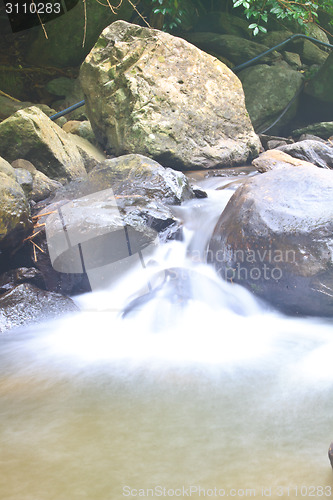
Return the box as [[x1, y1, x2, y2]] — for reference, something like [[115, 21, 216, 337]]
[[11, 159, 63, 202], [0, 283, 78, 333], [238, 62, 304, 134], [30, 155, 195, 294], [208, 164, 333, 316], [292, 122, 333, 140], [0, 267, 45, 294], [0, 107, 87, 183], [185, 32, 280, 67], [252, 150, 316, 173], [0, 173, 32, 250], [277, 140, 333, 169], [80, 21, 260, 170]]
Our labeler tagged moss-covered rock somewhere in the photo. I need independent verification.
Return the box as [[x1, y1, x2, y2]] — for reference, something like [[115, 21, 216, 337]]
[[80, 21, 260, 170], [0, 107, 87, 183], [0, 172, 32, 250]]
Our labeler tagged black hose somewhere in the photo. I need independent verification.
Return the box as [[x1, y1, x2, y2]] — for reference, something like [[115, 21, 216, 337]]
[[233, 34, 333, 73], [49, 100, 86, 120]]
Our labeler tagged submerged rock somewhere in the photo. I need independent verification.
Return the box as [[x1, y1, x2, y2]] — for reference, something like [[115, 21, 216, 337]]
[[208, 164, 333, 316], [0, 283, 78, 333], [80, 20, 260, 170]]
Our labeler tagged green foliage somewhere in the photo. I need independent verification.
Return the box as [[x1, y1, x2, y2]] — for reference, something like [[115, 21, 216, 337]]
[[151, 0, 185, 31], [232, 0, 324, 35], [142, 0, 332, 36]]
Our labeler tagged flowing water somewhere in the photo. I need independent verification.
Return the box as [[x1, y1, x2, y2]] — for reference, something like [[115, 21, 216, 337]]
[[0, 172, 333, 500]]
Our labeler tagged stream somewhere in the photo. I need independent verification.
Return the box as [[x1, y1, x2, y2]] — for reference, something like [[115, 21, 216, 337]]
[[0, 171, 333, 500]]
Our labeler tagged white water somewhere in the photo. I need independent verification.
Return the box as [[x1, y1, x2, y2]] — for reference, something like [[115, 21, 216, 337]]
[[0, 174, 333, 500]]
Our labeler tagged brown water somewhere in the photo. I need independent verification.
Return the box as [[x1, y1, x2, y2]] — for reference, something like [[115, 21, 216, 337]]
[[1, 177, 333, 500]]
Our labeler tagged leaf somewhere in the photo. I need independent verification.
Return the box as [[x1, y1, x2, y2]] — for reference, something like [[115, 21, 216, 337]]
[[258, 25, 267, 32], [253, 26, 259, 35], [248, 23, 257, 28]]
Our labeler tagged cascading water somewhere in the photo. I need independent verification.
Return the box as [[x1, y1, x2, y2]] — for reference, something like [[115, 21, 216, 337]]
[[0, 172, 332, 500]]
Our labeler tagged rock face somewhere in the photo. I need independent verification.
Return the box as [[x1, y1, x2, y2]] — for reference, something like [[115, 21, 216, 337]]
[[79, 21, 260, 170], [208, 165, 333, 316], [0, 283, 78, 333], [238, 62, 304, 133], [0, 107, 87, 183], [0, 171, 32, 250]]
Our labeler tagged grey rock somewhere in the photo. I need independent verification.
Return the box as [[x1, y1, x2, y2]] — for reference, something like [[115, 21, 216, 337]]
[[208, 165, 333, 316], [0, 156, 16, 179], [239, 62, 304, 133], [80, 21, 260, 170], [0, 173, 32, 250], [11, 158, 62, 202], [305, 52, 333, 104], [0, 283, 78, 333], [184, 32, 281, 66], [292, 122, 333, 140], [14, 168, 33, 196], [0, 106, 87, 183], [277, 140, 333, 169]]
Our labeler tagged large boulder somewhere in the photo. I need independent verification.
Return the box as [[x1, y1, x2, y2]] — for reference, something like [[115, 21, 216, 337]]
[[0, 171, 32, 250], [238, 62, 304, 134], [0, 107, 87, 183], [0, 283, 78, 333], [79, 21, 260, 170], [208, 165, 333, 316]]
